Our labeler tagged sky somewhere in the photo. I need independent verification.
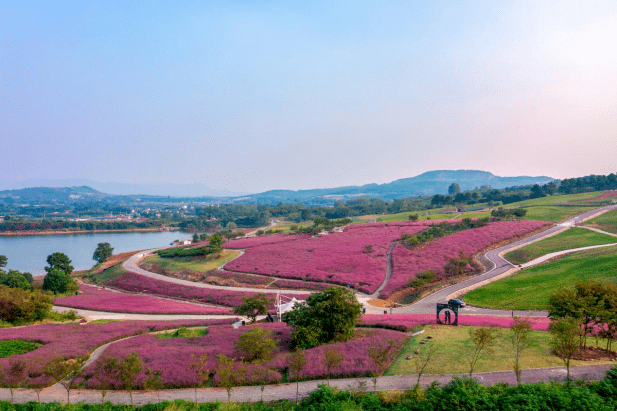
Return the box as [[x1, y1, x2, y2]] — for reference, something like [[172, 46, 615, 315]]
[[1, 1, 616, 194]]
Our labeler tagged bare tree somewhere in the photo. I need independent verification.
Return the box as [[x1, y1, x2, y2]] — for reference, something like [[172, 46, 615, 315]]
[[3, 358, 28, 402], [413, 340, 436, 388], [322, 346, 343, 386], [26, 357, 49, 404], [190, 353, 210, 403], [511, 317, 532, 385], [368, 339, 399, 391], [467, 327, 497, 377], [44, 356, 87, 405], [289, 349, 306, 403], [93, 356, 118, 404]]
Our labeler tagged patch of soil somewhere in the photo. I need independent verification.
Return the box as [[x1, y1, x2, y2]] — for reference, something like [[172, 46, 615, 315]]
[[572, 346, 617, 361], [368, 298, 392, 308], [93, 250, 145, 274]]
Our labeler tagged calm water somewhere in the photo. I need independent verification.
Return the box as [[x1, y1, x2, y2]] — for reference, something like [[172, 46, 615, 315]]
[[0, 231, 192, 275]]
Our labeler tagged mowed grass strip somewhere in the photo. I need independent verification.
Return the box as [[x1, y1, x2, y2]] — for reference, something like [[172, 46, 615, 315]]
[[464, 246, 617, 310], [0, 340, 42, 358], [142, 249, 240, 273], [584, 208, 617, 234], [521, 206, 597, 223], [505, 227, 617, 264], [506, 191, 606, 207], [386, 325, 609, 376]]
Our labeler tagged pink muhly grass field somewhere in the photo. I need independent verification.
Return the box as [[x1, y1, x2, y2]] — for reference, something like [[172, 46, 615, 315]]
[[82, 323, 407, 388], [225, 222, 433, 293], [380, 220, 552, 298], [359, 314, 550, 332], [110, 272, 308, 307], [54, 284, 232, 315], [224, 234, 311, 249], [0, 318, 237, 385]]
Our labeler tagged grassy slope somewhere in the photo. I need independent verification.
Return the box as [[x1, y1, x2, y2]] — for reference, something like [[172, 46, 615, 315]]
[[464, 246, 617, 310], [0, 340, 42, 358], [88, 264, 128, 285], [584, 209, 617, 234], [505, 227, 617, 264], [505, 191, 606, 207], [386, 325, 609, 376], [143, 249, 240, 273]]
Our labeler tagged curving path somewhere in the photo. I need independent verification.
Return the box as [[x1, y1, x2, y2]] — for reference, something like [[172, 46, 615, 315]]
[[52, 306, 241, 321], [394, 204, 617, 316]]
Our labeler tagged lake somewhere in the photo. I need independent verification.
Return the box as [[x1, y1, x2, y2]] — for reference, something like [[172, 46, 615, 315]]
[[0, 231, 192, 275]]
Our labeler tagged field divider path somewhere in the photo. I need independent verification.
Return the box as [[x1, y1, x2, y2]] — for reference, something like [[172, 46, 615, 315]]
[[122, 249, 312, 295], [2, 363, 613, 405], [394, 204, 617, 316], [51, 306, 242, 321]]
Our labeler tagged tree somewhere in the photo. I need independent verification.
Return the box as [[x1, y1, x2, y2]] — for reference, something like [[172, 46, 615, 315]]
[[26, 357, 49, 404], [209, 232, 224, 251], [511, 317, 532, 385], [144, 369, 163, 402], [550, 318, 580, 383], [448, 183, 461, 195], [284, 287, 363, 349], [321, 346, 343, 385], [3, 270, 32, 290], [92, 243, 114, 264], [233, 293, 272, 323], [301, 209, 313, 221], [42, 269, 74, 294], [408, 214, 419, 221], [289, 349, 306, 403], [44, 356, 86, 404], [2, 358, 28, 402], [44, 252, 74, 275], [0, 255, 7, 268], [190, 353, 210, 403], [235, 327, 279, 362], [249, 362, 272, 402], [93, 356, 118, 404], [368, 339, 399, 391], [192, 233, 200, 243], [467, 327, 498, 377], [216, 354, 246, 402], [413, 340, 437, 388], [113, 352, 143, 405]]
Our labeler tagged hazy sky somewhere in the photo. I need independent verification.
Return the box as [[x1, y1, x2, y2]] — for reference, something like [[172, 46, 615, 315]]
[[1, 1, 616, 193]]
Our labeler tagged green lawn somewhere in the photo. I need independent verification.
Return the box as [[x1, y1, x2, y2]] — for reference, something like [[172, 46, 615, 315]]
[[386, 325, 608, 376], [0, 340, 42, 358], [505, 227, 617, 264], [142, 249, 240, 273], [506, 191, 606, 208], [88, 264, 128, 285], [520, 206, 597, 223], [584, 209, 617, 234], [464, 246, 617, 310]]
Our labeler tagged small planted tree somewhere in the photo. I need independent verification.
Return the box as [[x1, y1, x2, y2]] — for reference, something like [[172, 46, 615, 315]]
[[93, 356, 119, 404], [216, 354, 246, 402], [321, 346, 343, 385], [368, 339, 399, 391], [190, 353, 210, 403], [289, 349, 306, 403], [233, 294, 272, 323], [3, 358, 28, 402], [467, 327, 497, 377], [550, 318, 580, 383], [413, 340, 437, 388], [511, 317, 532, 384], [26, 357, 49, 404], [113, 352, 143, 405], [250, 362, 272, 402], [44, 356, 86, 405], [144, 369, 163, 402]]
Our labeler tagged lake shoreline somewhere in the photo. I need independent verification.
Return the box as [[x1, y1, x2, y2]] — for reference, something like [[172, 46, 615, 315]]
[[0, 227, 181, 237]]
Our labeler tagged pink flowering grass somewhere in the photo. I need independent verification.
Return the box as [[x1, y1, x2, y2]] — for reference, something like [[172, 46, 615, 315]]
[[205, 270, 329, 291], [81, 323, 407, 388], [381, 220, 552, 298], [110, 272, 308, 307], [54, 284, 232, 315], [359, 314, 550, 332], [224, 234, 311, 249], [0, 318, 237, 385], [225, 222, 433, 293]]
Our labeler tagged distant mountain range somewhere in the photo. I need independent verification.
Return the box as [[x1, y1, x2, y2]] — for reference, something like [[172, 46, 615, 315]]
[[0, 179, 247, 198], [0, 170, 555, 204], [236, 170, 556, 202]]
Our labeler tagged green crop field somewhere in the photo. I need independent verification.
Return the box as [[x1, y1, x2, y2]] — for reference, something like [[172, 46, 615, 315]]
[[142, 249, 240, 273], [520, 206, 597, 223], [386, 325, 608, 376], [505, 227, 617, 264], [0, 340, 42, 358], [584, 209, 617, 234], [464, 246, 617, 310]]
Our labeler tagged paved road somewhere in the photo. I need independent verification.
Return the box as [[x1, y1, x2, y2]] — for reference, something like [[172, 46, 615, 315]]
[[2, 363, 613, 405], [395, 205, 617, 316], [52, 306, 241, 321]]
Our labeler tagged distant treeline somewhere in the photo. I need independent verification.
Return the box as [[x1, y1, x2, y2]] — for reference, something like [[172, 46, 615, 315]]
[[0, 219, 163, 232]]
